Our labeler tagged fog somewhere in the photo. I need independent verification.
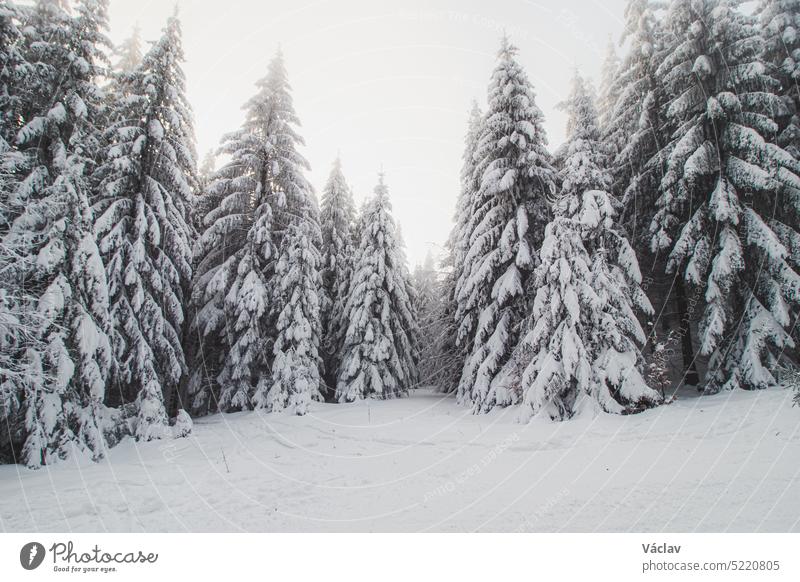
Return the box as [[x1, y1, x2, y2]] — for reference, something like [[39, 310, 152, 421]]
[[108, 0, 625, 267]]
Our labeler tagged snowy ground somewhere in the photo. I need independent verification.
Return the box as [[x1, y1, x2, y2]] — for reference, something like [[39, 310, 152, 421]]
[[1, 387, 799, 532]]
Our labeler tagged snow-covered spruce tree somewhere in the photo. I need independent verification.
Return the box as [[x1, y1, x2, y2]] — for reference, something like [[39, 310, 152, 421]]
[[606, 0, 703, 386], [394, 223, 422, 385], [103, 23, 145, 130], [336, 175, 419, 401], [606, 0, 670, 245], [434, 102, 483, 394], [453, 102, 484, 276], [254, 212, 324, 413], [2, 0, 114, 466], [431, 271, 464, 393], [759, 0, 800, 159], [182, 152, 219, 415], [193, 98, 276, 413], [0, 1, 29, 463], [186, 260, 228, 415], [456, 36, 557, 413], [318, 157, 356, 392], [0, 150, 38, 464], [598, 35, 622, 136], [413, 252, 444, 385], [651, 0, 800, 392], [257, 49, 315, 236], [192, 49, 314, 412], [113, 24, 143, 75], [598, 36, 624, 193], [510, 73, 660, 421], [182, 151, 220, 409], [93, 15, 196, 440]]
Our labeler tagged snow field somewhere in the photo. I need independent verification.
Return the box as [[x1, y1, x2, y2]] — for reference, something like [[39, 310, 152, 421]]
[[1, 387, 798, 532]]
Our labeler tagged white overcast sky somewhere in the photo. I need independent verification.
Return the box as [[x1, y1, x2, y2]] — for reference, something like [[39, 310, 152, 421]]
[[107, 0, 626, 267]]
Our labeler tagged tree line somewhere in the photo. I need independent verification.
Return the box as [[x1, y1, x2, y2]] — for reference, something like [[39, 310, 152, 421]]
[[2, 0, 800, 469], [0, 0, 419, 468], [419, 0, 800, 419]]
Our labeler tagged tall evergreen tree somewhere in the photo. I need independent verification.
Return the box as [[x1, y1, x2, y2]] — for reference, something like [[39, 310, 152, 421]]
[[607, 0, 702, 385], [94, 15, 196, 440], [413, 251, 443, 385], [510, 73, 660, 420], [651, 0, 800, 392], [393, 223, 421, 384], [113, 24, 143, 75], [0, 2, 40, 460], [193, 49, 314, 412], [254, 213, 324, 413], [184, 152, 221, 415], [318, 156, 356, 392], [101, 24, 142, 145], [259, 50, 314, 235], [598, 35, 622, 135], [439, 102, 483, 394], [456, 36, 557, 413], [2, 0, 114, 466], [607, 0, 669, 245], [336, 175, 419, 401]]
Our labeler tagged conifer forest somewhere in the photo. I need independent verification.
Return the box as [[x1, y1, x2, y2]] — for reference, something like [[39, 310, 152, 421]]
[[1, 0, 799, 534]]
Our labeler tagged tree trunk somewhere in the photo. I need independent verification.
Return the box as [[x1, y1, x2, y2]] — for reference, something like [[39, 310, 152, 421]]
[[674, 278, 700, 386]]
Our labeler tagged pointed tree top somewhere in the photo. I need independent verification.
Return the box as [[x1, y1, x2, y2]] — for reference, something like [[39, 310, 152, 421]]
[[115, 21, 143, 73], [562, 70, 598, 133], [272, 44, 285, 67], [266, 47, 289, 87], [165, 8, 182, 35], [557, 69, 609, 200], [375, 170, 389, 200], [469, 99, 481, 118], [600, 37, 620, 82], [324, 156, 347, 191], [498, 33, 518, 59], [571, 68, 586, 88], [145, 10, 185, 68]]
